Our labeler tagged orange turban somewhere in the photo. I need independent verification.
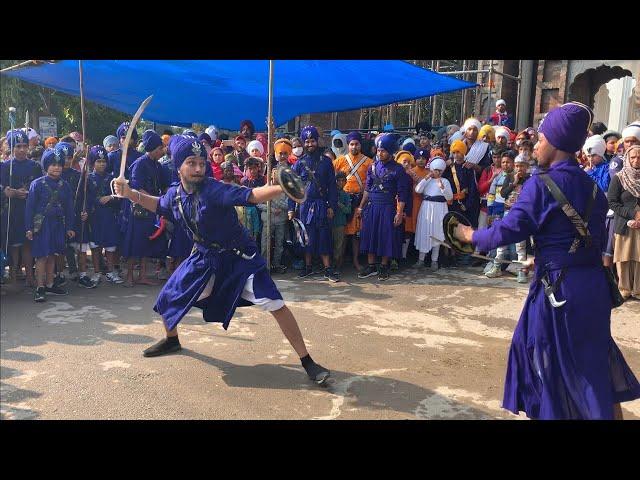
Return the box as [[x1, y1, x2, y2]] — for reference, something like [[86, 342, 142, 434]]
[[274, 138, 293, 155], [44, 136, 58, 148], [395, 150, 415, 167], [161, 134, 171, 146], [430, 147, 445, 159], [450, 140, 468, 156]]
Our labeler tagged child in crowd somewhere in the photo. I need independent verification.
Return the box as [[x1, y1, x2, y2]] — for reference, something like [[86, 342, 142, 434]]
[[477, 148, 503, 231], [257, 169, 289, 274], [486, 153, 530, 282], [517, 139, 535, 168], [88, 146, 124, 284], [25, 149, 75, 302], [413, 157, 452, 271], [332, 172, 352, 273], [241, 157, 265, 241]]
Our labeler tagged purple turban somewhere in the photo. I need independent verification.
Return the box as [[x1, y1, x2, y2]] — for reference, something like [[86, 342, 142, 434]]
[[87, 145, 109, 165], [142, 130, 163, 152], [375, 133, 398, 155], [116, 122, 139, 141], [300, 125, 319, 141], [346, 131, 362, 144], [54, 142, 75, 159], [172, 136, 206, 172], [5, 129, 29, 147], [415, 148, 429, 159], [538, 101, 593, 153], [198, 132, 212, 146], [41, 148, 64, 172], [403, 142, 417, 155]]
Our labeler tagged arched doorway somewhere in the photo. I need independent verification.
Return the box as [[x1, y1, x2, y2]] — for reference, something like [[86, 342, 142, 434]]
[[593, 76, 637, 131], [568, 64, 633, 110]]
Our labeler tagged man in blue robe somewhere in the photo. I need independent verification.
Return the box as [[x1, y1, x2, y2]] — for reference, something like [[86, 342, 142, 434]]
[[287, 126, 339, 282], [1, 129, 43, 286], [120, 130, 168, 286], [356, 133, 410, 281], [112, 136, 331, 385], [454, 102, 640, 419]]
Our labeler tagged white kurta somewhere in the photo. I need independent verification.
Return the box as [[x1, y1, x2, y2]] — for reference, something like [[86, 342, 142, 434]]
[[414, 177, 453, 253]]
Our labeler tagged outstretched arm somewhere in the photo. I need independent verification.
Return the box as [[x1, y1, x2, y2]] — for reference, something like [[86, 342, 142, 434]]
[[113, 177, 159, 213], [248, 184, 286, 204]]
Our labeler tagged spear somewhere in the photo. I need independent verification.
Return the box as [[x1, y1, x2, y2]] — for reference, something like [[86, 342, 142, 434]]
[[4, 107, 16, 256]]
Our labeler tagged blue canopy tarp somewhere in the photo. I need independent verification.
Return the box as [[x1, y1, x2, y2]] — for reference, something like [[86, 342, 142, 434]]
[[6, 60, 476, 129]]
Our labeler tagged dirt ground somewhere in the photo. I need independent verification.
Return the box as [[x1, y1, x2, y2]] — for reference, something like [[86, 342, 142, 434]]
[[1, 264, 639, 420]]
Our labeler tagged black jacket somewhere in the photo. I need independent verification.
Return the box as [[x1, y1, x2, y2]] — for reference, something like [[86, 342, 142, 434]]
[[607, 175, 640, 235]]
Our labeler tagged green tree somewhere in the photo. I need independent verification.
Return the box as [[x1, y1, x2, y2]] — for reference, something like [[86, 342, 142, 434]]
[[1, 60, 131, 145]]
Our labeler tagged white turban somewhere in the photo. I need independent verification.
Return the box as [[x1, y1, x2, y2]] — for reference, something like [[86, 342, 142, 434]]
[[402, 137, 416, 148], [496, 99, 506, 108], [429, 157, 446, 172], [246, 140, 264, 156], [495, 127, 510, 140], [448, 130, 463, 145], [621, 123, 640, 142], [462, 118, 482, 132], [205, 125, 218, 141], [582, 134, 606, 158], [25, 127, 39, 140], [514, 154, 527, 164]]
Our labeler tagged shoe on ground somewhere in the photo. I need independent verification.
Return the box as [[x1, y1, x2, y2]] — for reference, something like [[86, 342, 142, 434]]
[[303, 361, 331, 385], [91, 273, 102, 284], [34, 286, 46, 302], [78, 275, 97, 289], [413, 261, 425, 268], [53, 275, 67, 288], [45, 285, 68, 295], [324, 267, 340, 283], [297, 266, 314, 278], [517, 271, 528, 283], [358, 264, 378, 279], [143, 337, 182, 357], [106, 272, 124, 284], [430, 261, 439, 272], [485, 264, 503, 278], [378, 266, 390, 281], [390, 259, 399, 271]]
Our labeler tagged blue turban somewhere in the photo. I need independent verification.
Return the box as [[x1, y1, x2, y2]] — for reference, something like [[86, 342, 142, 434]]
[[415, 148, 430, 159], [198, 132, 212, 145], [172, 136, 206, 172], [41, 148, 64, 172], [55, 142, 75, 159], [182, 129, 198, 139], [538, 101, 593, 153], [6, 129, 29, 147], [116, 122, 138, 141], [300, 125, 319, 141], [404, 142, 417, 155], [142, 130, 163, 152], [330, 129, 342, 137], [346, 131, 362, 144], [87, 145, 109, 165], [375, 134, 398, 155]]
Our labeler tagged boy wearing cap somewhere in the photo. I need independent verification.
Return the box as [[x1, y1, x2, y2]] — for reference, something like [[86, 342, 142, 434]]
[[25, 149, 75, 301]]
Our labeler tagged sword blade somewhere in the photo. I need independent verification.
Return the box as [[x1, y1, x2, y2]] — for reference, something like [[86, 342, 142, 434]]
[[118, 95, 153, 180], [429, 236, 526, 265]]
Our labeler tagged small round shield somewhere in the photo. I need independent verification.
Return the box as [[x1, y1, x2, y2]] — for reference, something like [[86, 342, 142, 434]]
[[442, 211, 475, 254], [276, 165, 307, 204]]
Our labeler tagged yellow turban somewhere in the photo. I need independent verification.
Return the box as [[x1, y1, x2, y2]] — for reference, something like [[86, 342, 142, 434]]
[[479, 125, 495, 143], [450, 140, 468, 155], [395, 150, 415, 167]]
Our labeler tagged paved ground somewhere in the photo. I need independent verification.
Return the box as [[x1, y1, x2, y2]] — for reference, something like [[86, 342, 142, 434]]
[[1, 265, 639, 420]]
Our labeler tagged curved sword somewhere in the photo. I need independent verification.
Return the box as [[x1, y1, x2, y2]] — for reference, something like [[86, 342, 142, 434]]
[[110, 95, 153, 197]]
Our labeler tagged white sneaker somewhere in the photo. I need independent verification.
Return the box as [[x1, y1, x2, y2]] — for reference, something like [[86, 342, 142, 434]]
[[485, 264, 503, 278], [91, 273, 102, 284], [106, 272, 124, 284]]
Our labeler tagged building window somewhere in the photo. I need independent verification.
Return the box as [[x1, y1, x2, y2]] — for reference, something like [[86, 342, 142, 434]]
[[542, 60, 563, 83]]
